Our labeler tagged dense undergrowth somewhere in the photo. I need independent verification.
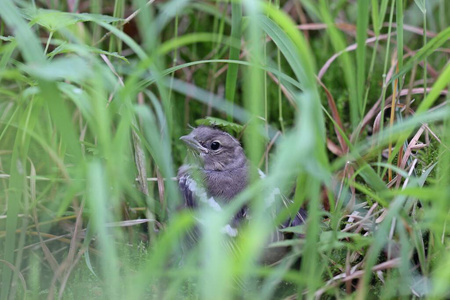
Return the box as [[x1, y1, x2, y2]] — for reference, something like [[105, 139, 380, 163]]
[[0, 0, 449, 299]]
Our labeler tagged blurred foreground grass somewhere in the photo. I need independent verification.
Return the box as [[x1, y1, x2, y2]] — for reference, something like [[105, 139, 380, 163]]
[[0, 0, 449, 298]]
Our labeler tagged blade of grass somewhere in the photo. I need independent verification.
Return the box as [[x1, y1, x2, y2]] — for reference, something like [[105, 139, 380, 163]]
[[261, 3, 330, 297], [108, 0, 125, 53], [86, 161, 120, 299], [0, 3, 47, 297], [356, 0, 369, 120], [318, 0, 359, 129], [225, 0, 242, 120], [389, 26, 450, 83], [0, 0, 45, 64]]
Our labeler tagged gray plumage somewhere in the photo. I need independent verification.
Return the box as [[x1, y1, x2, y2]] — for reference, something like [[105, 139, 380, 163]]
[[177, 126, 307, 264], [178, 126, 247, 200], [178, 126, 248, 223], [178, 126, 306, 226]]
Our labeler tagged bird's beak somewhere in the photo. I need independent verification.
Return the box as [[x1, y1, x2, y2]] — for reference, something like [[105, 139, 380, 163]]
[[180, 133, 209, 153]]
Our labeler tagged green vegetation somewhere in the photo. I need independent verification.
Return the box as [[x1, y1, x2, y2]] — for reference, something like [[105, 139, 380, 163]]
[[0, 0, 449, 298]]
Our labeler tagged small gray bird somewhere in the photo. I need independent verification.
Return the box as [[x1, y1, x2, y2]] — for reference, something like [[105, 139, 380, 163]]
[[177, 126, 306, 262], [178, 126, 249, 225]]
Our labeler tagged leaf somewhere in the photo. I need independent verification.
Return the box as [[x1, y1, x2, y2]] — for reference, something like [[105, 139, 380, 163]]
[[74, 13, 123, 23], [26, 8, 79, 31], [58, 82, 93, 120], [320, 231, 365, 243], [416, 63, 450, 113], [22, 56, 92, 82], [414, 0, 426, 14], [417, 162, 437, 187], [390, 26, 450, 83], [195, 117, 244, 134], [0, 36, 15, 42], [0, 0, 45, 64], [371, 0, 380, 36], [279, 225, 307, 234], [23, 8, 123, 32], [356, 0, 369, 115], [357, 162, 388, 192], [267, 239, 305, 248], [257, 15, 305, 89], [319, 231, 372, 251], [0, 69, 35, 85], [158, 33, 239, 56], [49, 43, 128, 62], [190, 3, 232, 25], [225, 1, 242, 120]]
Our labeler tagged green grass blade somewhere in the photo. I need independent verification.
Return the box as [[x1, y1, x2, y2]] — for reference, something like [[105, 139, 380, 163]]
[[225, 0, 242, 120], [318, 0, 359, 129], [0, 0, 45, 63], [356, 0, 369, 115], [390, 26, 450, 83], [396, 0, 404, 71]]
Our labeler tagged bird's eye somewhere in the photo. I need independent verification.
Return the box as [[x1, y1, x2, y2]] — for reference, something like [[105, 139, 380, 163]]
[[210, 141, 221, 150]]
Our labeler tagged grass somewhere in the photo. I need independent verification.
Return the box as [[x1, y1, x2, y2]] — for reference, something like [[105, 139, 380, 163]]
[[0, 0, 449, 299]]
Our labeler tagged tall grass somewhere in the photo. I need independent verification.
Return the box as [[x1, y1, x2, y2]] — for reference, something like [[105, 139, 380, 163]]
[[0, 0, 449, 299]]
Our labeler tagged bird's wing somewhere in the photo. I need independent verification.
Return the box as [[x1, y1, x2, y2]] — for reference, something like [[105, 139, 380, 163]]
[[178, 165, 241, 237], [292, 207, 308, 226], [178, 164, 209, 208], [178, 171, 197, 208]]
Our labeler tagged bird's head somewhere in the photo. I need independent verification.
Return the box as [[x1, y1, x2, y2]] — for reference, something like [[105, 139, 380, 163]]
[[180, 126, 247, 171]]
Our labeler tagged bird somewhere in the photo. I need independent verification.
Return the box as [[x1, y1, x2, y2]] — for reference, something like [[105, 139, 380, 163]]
[[177, 125, 307, 263], [177, 126, 248, 226]]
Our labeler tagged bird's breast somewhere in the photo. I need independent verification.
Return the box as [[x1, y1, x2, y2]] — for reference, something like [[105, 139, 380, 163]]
[[203, 167, 248, 202]]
